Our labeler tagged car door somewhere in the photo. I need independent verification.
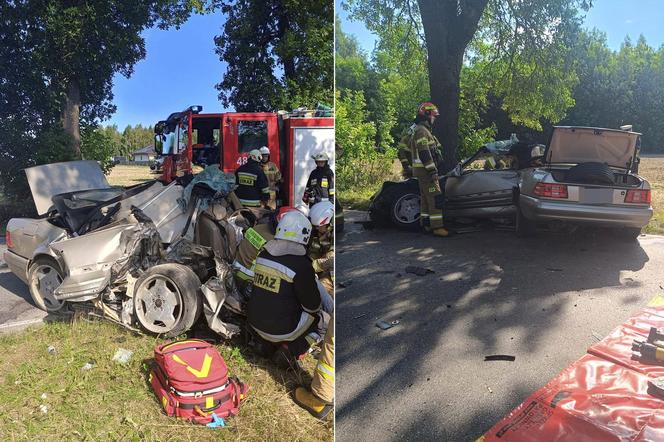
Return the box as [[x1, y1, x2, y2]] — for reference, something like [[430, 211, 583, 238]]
[[444, 150, 518, 217]]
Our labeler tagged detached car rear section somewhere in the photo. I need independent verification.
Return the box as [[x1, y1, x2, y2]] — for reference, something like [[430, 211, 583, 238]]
[[369, 126, 653, 239], [517, 126, 652, 238]]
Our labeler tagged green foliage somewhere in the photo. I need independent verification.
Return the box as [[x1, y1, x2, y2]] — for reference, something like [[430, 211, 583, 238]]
[[35, 128, 78, 166], [336, 90, 396, 191], [81, 127, 118, 174], [215, 0, 333, 111]]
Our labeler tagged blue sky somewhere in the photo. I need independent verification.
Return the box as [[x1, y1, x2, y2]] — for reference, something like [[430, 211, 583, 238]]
[[107, 1, 664, 128], [106, 11, 229, 129], [336, 0, 664, 53]]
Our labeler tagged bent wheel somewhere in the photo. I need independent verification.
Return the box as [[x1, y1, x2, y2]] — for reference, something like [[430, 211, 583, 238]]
[[28, 257, 66, 312], [133, 264, 201, 337]]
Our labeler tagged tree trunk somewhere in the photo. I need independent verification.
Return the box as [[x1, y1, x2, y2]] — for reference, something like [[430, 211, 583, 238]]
[[418, 0, 489, 173], [62, 78, 81, 157]]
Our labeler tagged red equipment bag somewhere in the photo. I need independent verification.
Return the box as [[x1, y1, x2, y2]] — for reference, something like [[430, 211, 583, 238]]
[[149, 339, 248, 424]]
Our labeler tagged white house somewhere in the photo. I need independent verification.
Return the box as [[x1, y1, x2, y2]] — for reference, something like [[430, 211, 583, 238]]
[[131, 146, 156, 162]]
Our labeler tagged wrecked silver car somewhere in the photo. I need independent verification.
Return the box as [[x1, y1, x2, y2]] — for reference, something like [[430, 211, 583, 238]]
[[4, 160, 248, 337], [369, 126, 653, 239]]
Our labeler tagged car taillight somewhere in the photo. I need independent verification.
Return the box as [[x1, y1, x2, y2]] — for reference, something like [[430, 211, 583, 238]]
[[5, 230, 12, 249], [625, 189, 651, 204], [534, 183, 568, 199]]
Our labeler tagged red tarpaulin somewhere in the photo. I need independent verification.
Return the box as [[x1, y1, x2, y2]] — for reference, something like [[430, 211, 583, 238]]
[[480, 296, 664, 441]]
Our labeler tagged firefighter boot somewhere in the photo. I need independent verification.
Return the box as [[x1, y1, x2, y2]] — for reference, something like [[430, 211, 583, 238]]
[[294, 387, 333, 420], [432, 227, 450, 237]]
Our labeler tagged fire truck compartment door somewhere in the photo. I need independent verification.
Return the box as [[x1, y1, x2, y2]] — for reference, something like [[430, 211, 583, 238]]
[[293, 127, 335, 204]]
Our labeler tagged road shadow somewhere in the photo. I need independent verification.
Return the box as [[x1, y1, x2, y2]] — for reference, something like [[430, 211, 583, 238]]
[[335, 219, 650, 441]]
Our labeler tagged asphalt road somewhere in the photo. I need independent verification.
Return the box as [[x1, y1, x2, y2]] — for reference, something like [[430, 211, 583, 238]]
[[336, 210, 664, 441]]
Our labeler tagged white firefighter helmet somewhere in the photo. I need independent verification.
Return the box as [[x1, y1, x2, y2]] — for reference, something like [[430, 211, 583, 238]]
[[259, 146, 270, 155], [248, 149, 262, 162], [295, 203, 310, 217], [309, 201, 334, 227], [311, 152, 329, 162], [275, 210, 312, 245]]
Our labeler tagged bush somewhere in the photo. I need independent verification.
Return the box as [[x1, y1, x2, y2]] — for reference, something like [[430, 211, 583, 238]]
[[81, 126, 116, 174]]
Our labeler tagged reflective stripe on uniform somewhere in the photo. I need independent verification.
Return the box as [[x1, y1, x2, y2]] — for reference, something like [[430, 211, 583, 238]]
[[239, 198, 261, 207], [261, 187, 270, 194], [252, 311, 316, 342], [316, 360, 334, 381], [255, 257, 296, 281], [245, 228, 267, 250], [233, 260, 255, 278], [429, 214, 443, 220]]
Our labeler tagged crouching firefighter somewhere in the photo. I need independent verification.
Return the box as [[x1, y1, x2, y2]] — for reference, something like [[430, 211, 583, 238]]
[[232, 207, 296, 304], [235, 149, 271, 212], [247, 210, 330, 367], [411, 102, 449, 237], [294, 311, 334, 420]]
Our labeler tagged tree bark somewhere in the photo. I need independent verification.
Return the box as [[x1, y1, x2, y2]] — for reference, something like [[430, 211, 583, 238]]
[[62, 77, 81, 157], [417, 0, 489, 172]]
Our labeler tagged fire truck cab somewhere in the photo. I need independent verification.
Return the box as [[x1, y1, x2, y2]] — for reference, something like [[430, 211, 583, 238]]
[[154, 105, 334, 207]]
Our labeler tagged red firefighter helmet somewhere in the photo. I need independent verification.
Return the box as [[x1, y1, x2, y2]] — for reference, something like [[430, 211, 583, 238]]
[[417, 102, 440, 118]]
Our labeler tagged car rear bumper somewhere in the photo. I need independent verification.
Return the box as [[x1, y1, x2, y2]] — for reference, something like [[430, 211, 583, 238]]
[[520, 195, 653, 228], [3, 250, 29, 284]]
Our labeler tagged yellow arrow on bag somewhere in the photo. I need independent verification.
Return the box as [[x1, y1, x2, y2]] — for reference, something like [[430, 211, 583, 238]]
[[172, 353, 213, 379]]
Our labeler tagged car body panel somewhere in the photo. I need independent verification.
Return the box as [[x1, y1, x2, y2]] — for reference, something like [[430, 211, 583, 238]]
[[520, 195, 653, 228], [25, 160, 112, 215], [547, 126, 639, 170], [3, 250, 30, 283], [445, 170, 517, 216]]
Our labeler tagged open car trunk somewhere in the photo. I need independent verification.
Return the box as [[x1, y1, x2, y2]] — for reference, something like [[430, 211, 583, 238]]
[[547, 126, 640, 170]]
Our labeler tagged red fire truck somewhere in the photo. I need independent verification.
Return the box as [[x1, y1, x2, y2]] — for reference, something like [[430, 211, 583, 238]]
[[154, 105, 335, 207]]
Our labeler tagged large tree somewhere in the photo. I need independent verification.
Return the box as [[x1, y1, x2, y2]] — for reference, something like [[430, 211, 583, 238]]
[[1, 0, 202, 156], [344, 0, 591, 171], [215, 0, 334, 111]]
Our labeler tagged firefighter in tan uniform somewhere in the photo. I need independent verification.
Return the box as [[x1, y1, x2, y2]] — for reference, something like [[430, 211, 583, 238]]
[[410, 102, 449, 237], [397, 123, 416, 178], [259, 146, 282, 209], [295, 201, 334, 419]]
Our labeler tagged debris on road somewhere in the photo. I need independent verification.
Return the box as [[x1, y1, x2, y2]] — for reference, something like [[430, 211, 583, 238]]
[[484, 355, 516, 362], [546, 268, 564, 272], [112, 348, 133, 364], [376, 320, 400, 330], [591, 331, 603, 342], [338, 280, 353, 288], [405, 266, 435, 276], [353, 313, 367, 320]]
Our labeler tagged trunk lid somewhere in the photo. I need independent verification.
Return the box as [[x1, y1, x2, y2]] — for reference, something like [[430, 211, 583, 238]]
[[546, 126, 640, 170], [25, 160, 111, 215]]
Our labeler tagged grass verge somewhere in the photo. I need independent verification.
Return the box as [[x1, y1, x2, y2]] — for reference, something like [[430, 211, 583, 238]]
[[0, 318, 332, 441]]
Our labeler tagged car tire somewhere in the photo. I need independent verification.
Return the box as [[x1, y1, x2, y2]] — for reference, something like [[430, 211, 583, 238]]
[[133, 263, 202, 337], [27, 256, 67, 312], [515, 207, 536, 237], [376, 183, 422, 231], [565, 162, 615, 185]]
